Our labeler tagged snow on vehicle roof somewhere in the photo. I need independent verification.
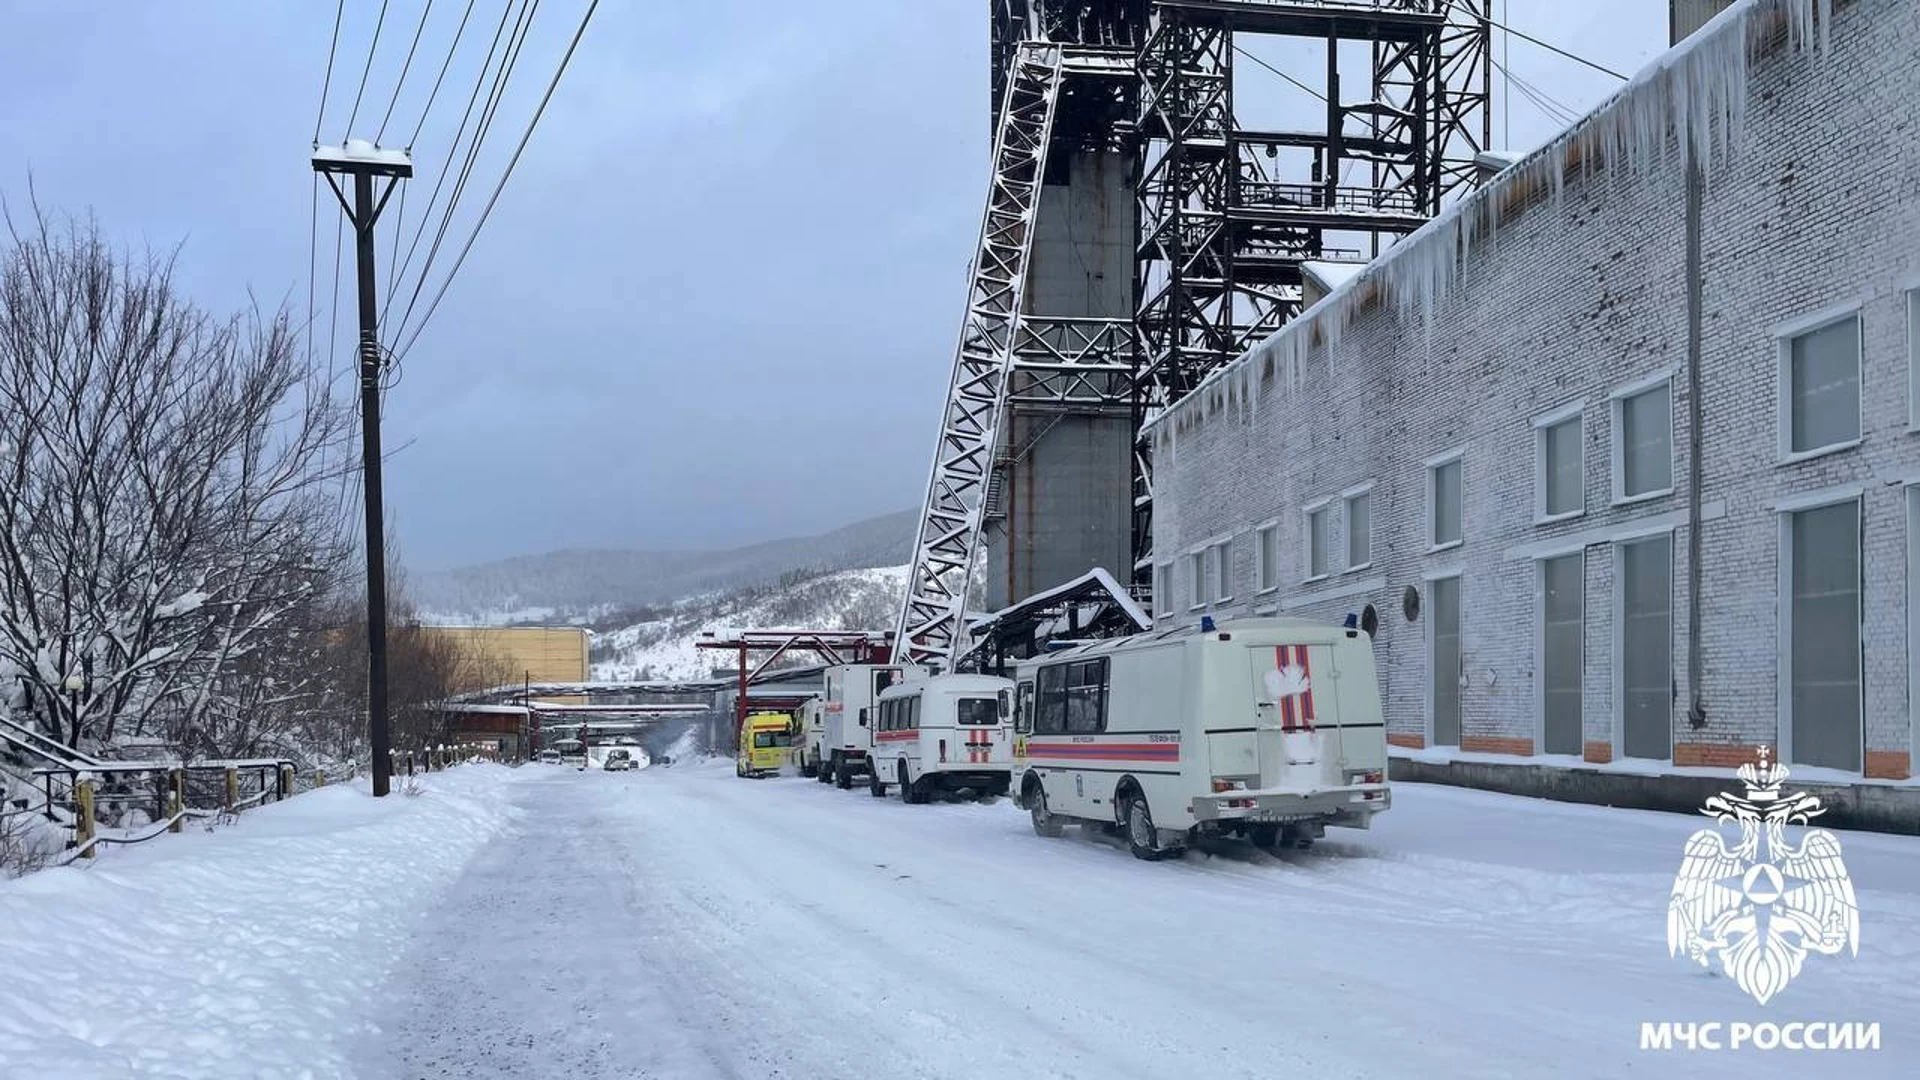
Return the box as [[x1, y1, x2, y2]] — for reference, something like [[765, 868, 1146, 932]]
[[1142, 0, 1833, 442]]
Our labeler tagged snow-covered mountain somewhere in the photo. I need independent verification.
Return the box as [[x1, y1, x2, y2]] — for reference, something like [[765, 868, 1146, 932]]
[[415, 510, 915, 626], [591, 565, 907, 682]]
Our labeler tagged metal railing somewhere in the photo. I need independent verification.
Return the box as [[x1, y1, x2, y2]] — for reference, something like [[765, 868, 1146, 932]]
[[1238, 181, 1423, 217]]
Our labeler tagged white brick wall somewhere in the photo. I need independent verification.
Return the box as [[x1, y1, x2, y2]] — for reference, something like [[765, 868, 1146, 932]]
[[1149, 0, 1920, 776]]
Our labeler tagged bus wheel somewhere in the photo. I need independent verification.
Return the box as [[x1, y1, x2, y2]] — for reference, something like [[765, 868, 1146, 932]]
[[868, 767, 887, 798], [1248, 823, 1281, 851], [1027, 779, 1065, 838], [1124, 796, 1174, 861], [834, 762, 853, 789]]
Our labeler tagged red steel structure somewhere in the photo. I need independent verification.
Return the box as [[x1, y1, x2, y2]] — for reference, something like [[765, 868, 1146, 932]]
[[693, 630, 894, 744]]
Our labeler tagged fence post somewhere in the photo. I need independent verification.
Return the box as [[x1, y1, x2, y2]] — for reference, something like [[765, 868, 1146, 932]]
[[224, 767, 238, 811], [75, 779, 96, 858], [167, 769, 184, 833], [277, 764, 293, 801], [315, 769, 327, 787]]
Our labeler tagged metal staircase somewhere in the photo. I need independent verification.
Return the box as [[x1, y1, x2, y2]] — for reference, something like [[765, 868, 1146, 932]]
[[893, 41, 1065, 668]]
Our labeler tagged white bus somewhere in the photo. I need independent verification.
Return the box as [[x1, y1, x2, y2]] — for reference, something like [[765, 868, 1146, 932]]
[[1010, 617, 1390, 860], [814, 663, 907, 789], [866, 674, 1015, 802]]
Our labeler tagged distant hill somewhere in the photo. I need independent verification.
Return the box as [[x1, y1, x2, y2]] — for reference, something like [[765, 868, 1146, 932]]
[[591, 565, 907, 682], [413, 509, 917, 625]]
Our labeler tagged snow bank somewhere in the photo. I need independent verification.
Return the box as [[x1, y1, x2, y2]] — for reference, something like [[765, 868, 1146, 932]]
[[0, 765, 524, 1079]]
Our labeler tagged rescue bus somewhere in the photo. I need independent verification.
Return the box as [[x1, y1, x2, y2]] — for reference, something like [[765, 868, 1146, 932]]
[[815, 663, 906, 789], [1010, 617, 1389, 860], [736, 712, 793, 778], [866, 674, 1015, 802]]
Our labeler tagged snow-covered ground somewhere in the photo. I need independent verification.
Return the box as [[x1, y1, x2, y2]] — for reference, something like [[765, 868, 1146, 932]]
[[0, 766, 524, 1078], [4, 761, 1916, 1078]]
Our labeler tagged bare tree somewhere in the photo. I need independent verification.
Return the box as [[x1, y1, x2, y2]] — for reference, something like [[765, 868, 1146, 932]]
[[0, 206, 353, 754]]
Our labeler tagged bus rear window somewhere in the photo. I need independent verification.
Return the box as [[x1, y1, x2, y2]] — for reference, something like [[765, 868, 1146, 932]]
[[753, 732, 789, 748], [957, 698, 998, 726]]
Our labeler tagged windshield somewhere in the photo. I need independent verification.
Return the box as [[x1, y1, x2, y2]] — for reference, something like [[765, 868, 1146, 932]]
[[956, 698, 999, 726]]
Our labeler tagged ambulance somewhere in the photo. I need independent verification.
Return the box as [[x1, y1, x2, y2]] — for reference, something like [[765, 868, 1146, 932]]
[[815, 663, 906, 789], [1010, 617, 1390, 860], [866, 674, 1015, 802], [735, 712, 793, 779]]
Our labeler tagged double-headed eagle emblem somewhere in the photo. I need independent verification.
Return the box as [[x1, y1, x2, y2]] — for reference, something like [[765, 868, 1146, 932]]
[[1667, 748, 1860, 1004]]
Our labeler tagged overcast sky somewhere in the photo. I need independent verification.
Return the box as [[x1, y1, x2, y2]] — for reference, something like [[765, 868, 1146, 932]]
[[0, 1, 1670, 572]]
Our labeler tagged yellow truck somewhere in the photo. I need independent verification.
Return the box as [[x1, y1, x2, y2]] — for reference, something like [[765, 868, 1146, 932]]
[[736, 712, 793, 778]]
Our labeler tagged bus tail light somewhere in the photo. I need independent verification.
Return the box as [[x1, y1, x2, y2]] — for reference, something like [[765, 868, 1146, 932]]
[[1211, 778, 1247, 793]]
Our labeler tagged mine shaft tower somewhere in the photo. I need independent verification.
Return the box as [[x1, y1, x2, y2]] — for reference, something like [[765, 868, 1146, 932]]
[[894, 1, 1489, 667]]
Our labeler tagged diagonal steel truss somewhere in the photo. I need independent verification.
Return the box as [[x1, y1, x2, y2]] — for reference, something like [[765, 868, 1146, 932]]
[[894, 42, 1067, 668]]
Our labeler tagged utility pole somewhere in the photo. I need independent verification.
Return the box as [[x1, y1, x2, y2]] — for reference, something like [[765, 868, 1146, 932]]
[[313, 139, 412, 797]]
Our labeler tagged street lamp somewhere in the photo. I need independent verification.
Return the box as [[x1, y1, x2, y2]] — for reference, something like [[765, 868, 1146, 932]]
[[63, 672, 84, 735]]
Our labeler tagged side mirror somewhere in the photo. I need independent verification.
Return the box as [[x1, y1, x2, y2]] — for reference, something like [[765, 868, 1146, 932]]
[[997, 689, 1011, 719], [858, 707, 869, 728]]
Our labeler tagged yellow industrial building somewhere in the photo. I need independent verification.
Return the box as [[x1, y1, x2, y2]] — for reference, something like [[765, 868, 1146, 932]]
[[423, 625, 590, 690]]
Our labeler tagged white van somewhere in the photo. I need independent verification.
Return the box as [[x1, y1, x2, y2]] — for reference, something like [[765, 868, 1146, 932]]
[[1010, 617, 1389, 860], [796, 698, 828, 778], [866, 674, 1015, 802], [817, 663, 907, 789]]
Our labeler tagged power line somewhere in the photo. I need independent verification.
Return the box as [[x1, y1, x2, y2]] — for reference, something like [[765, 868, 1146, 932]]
[[387, 179, 409, 301], [1482, 12, 1628, 81], [306, 174, 320, 372], [1492, 56, 1581, 127], [1232, 45, 1324, 102], [392, 0, 542, 338], [408, 0, 479, 149], [327, 211, 345, 386], [377, 0, 438, 144], [314, 0, 346, 145], [393, 0, 601, 363], [381, 0, 523, 327], [344, 0, 394, 139]]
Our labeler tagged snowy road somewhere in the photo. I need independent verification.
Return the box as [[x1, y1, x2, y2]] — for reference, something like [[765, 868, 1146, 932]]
[[359, 762, 1920, 1079]]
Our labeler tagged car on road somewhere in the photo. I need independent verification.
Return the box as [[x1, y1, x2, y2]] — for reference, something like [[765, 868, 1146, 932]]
[[538, 749, 561, 764], [604, 749, 636, 772]]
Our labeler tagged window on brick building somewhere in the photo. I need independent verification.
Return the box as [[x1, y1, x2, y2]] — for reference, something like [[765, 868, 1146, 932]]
[[1613, 377, 1673, 501], [1781, 312, 1861, 458], [1540, 552, 1584, 757], [1619, 534, 1672, 761], [1210, 539, 1233, 602], [1188, 551, 1206, 610], [1306, 504, 1331, 580], [1907, 290, 1918, 430], [1345, 487, 1372, 571], [1536, 408, 1584, 521], [1256, 524, 1279, 593], [1154, 563, 1172, 620], [1430, 455, 1463, 549], [1783, 498, 1861, 771]]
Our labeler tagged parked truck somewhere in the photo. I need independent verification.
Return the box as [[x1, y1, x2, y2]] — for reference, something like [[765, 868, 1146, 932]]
[[815, 663, 906, 789]]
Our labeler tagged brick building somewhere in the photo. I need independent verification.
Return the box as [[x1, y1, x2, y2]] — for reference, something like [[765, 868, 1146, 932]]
[[1145, 0, 1920, 824]]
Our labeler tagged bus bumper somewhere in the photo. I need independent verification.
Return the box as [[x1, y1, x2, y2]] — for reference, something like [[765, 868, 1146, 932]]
[[1189, 782, 1390, 827]]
